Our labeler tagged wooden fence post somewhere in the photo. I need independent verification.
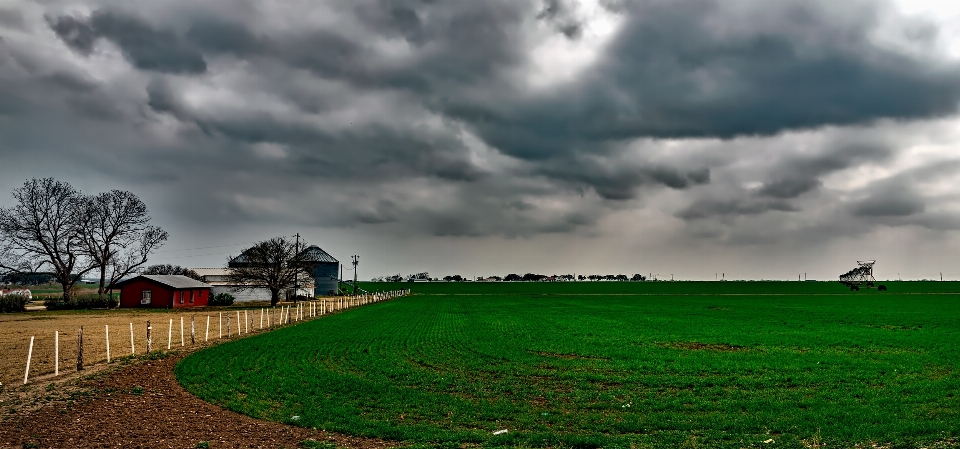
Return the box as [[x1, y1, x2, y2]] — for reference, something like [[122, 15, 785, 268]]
[[218, 312, 222, 339], [191, 316, 196, 345], [205, 316, 210, 342], [260, 309, 264, 329], [129, 323, 135, 355], [180, 317, 184, 347], [244, 310, 249, 334], [105, 324, 111, 363], [55, 330, 59, 376], [227, 312, 231, 337], [23, 336, 34, 384], [167, 318, 172, 350], [146, 321, 152, 353], [77, 326, 84, 371], [236, 311, 241, 335]]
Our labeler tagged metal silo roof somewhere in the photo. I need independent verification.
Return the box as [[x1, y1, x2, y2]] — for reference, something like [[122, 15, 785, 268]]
[[297, 245, 339, 264]]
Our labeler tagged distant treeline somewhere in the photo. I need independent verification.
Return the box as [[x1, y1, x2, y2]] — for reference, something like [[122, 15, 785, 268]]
[[372, 273, 648, 282]]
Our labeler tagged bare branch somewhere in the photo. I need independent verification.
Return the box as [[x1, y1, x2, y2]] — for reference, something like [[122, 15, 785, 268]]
[[0, 178, 94, 300], [79, 189, 168, 299], [226, 236, 309, 306]]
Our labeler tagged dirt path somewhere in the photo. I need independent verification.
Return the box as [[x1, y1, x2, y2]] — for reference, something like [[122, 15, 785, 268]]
[[0, 351, 395, 449]]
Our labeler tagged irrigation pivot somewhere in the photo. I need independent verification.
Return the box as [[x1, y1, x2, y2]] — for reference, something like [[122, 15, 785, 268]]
[[839, 260, 885, 291]]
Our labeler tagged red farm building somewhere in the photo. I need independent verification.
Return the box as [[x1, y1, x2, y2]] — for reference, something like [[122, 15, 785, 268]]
[[115, 275, 212, 309]]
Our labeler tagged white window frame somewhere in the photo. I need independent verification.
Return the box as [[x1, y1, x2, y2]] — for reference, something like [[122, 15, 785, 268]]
[[141, 290, 152, 305]]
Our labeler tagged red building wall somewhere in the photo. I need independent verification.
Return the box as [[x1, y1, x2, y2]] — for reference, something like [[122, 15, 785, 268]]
[[119, 279, 210, 309], [171, 288, 210, 308]]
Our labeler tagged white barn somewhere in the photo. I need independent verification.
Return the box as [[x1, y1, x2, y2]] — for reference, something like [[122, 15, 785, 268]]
[[191, 268, 313, 302]]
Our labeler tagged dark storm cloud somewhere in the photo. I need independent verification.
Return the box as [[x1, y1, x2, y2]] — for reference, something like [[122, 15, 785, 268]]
[[758, 177, 822, 199], [536, 0, 583, 39], [51, 11, 206, 74], [848, 161, 960, 218], [595, 0, 960, 137], [675, 140, 895, 222], [542, 158, 710, 200], [678, 197, 798, 220], [758, 144, 893, 199], [426, 0, 960, 171], [48, 15, 96, 54], [7, 0, 960, 245], [58, 0, 955, 205], [852, 196, 925, 217]]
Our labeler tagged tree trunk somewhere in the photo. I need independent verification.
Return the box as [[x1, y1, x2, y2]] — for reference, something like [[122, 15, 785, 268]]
[[97, 264, 107, 300], [270, 289, 280, 307], [60, 280, 73, 302]]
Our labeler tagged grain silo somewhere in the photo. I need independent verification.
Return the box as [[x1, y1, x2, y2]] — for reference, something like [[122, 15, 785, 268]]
[[296, 245, 340, 296]]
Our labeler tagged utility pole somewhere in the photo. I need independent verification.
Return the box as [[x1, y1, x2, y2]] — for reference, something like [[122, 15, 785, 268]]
[[352, 255, 359, 295], [293, 233, 300, 302], [340, 264, 343, 295]]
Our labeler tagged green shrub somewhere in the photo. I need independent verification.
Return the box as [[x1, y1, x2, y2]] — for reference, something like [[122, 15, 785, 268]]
[[44, 293, 118, 310], [0, 294, 28, 312], [210, 292, 235, 306]]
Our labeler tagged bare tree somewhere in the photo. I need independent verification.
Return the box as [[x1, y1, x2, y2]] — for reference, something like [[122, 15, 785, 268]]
[[226, 236, 307, 307], [80, 190, 168, 300], [141, 264, 203, 280], [0, 178, 95, 300]]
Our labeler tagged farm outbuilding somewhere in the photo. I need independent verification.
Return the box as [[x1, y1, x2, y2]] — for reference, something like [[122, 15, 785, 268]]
[[114, 275, 212, 309], [228, 244, 340, 297], [191, 268, 313, 302], [295, 245, 340, 297]]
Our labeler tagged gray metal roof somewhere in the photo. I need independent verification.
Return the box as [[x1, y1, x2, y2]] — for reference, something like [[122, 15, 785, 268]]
[[117, 275, 211, 289], [229, 244, 338, 268], [297, 245, 339, 264]]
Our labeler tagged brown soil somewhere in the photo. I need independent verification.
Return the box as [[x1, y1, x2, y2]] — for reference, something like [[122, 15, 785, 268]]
[[0, 299, 389, 449], [0, 348, 394, 449]]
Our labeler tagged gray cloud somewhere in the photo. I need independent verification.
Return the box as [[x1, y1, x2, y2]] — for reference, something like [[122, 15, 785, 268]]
[[536, 0, 583, 39], [3, 0, 960, 280], [0, 9, 26, 31], [853, 196, 925, 217], [758, 143, 893, 199], [51, 11, 207, 74], [48, 15, 96, 54], [758, 177, 822, 199], [678, 197, 798, 220]]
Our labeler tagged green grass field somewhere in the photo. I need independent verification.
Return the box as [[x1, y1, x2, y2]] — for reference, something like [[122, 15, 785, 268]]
[[176, 282, 960, 448]]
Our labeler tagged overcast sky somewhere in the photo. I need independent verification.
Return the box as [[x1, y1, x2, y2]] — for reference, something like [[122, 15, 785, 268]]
[[3, 0, 960, 281]]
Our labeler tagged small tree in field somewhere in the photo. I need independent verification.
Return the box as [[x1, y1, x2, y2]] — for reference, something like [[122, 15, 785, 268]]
[[226, 236, 308, 307]]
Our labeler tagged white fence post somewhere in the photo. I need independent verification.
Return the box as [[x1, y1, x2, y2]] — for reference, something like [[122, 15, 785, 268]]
[[55, 330, 59, 376], [180, 317, 184, 347], [167, 318, 172, 350], [129, 323, 135, 355], [23, 336, 34, 384], [105, 324, 111, 363], [205, 316, 210, 342]]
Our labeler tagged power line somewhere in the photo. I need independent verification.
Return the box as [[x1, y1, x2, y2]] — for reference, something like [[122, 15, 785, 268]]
[[149, 250, 238, 260], [156, 241, 257, 253]]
